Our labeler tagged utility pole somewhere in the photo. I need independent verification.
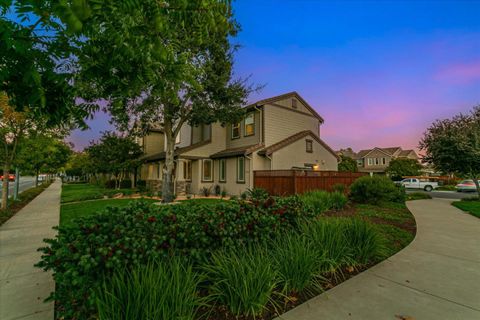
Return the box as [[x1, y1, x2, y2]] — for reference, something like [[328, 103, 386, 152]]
[[13, 167, 19, 200]]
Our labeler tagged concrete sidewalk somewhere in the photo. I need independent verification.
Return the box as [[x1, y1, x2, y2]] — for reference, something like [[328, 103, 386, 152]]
[[278, 199, 480, 320], [0, 180, 61, 320]]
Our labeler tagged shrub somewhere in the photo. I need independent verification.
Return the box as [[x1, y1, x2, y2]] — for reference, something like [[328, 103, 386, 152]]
[[342, 219, 386, 265], [301, 190, 332, 215], [350, 176, 406, 204], [119, 179, 132, 189], [38, 198, 309, 319], [104, 179, 116, 189], [246, 187, 269, 201], [201, 186, 211, 197], [270, 231, 323, 294], [202, 246, 277, 317], [221, 189, 227, 198], [329, 191, 348, 210], [332, 183, 347, 194], [96, 258, 202, 320]]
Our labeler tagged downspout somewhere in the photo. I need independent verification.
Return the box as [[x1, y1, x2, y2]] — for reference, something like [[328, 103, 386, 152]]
[[245, 153, 253, 188]]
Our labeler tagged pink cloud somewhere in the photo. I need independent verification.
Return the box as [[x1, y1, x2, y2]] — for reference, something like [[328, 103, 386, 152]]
[[435, 61, 480, 84]]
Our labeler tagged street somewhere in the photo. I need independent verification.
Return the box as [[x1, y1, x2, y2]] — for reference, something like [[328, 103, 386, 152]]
[[407, 189, 478, 200], [0, 176, 36, 203]]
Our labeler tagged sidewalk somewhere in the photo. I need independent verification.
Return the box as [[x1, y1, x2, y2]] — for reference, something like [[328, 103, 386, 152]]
[[0, 180, 61, 320], [277, 199, 480, 320]]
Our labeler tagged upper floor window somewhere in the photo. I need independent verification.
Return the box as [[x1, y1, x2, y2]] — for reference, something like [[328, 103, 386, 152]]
[[183, 160, 192, 181], [292, 98, 297, 109], [367, 158, 373, 165], [382, 157, 386, 165], [306, 139, 313, 153], [232, 123, 240, 139], [244, 113, 255, 136]]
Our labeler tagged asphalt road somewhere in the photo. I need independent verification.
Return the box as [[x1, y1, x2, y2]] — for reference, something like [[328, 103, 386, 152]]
[[407, 189, 478, 200], [0, 176, 36, 203]]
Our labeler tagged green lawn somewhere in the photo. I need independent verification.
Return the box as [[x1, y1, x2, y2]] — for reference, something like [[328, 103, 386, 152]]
[[452, 201, 480, 219], [61, 183, 135, 203], [61, 198, 159, 226]]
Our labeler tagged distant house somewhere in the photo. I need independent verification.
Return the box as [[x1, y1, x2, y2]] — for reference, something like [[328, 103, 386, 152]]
[[337, 147, 419, 175], [138, 92, 339, 195]]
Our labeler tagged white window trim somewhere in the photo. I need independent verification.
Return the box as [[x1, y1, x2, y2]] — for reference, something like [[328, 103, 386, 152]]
[[219, 159, 226, 182], [237, 156, 245, 183]]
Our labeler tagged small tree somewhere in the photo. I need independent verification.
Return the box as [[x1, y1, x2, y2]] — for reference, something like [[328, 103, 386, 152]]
[[419, 106, 480, 196], [86, 132, 143, 189], [338, 155, 358, 172], [16, 134, 72, 186], [65, 152, 93, 181], [386, 158, 422, 181]]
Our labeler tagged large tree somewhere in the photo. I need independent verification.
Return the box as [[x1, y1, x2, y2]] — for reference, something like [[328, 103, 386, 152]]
[[386, 158, 422, 181], [338, 155, 358, 172], [419, 106, 480, 196], [86, 132, 143, 189], [70, 0, 252, 202]]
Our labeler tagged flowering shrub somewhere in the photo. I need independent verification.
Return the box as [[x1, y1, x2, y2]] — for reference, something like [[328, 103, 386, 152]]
[[37, 196, 309, 319]]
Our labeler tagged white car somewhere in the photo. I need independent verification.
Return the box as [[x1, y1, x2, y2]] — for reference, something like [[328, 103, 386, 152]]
[[456, 180, 480, 192], [399, 178, 438, 192]]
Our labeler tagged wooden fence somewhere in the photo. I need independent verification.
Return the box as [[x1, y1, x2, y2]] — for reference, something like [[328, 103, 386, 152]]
[[254, 170, 367, 196]]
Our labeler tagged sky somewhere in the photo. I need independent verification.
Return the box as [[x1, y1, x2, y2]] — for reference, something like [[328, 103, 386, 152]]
[[69, 0, 480, 152]]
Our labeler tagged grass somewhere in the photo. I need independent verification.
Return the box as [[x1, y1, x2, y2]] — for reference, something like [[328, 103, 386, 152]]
[[452, 200, 480, 219], [356, 202, 412, 224], [0, 181, 53, 226], [60, 198, 159, 226], [373, 224, 414, 256], [406, 192, 432, 201], [61, 183, 135, 203]]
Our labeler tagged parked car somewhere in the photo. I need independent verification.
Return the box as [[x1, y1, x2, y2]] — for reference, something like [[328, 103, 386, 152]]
[[455, 180, 480, 192], [0, 174, 15, 182], [398, 178, 438, 192]]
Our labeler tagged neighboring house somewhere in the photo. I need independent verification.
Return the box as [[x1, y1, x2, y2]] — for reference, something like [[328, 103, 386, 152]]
[[337, 147, 419, 175], [139, 92, 339, 195]]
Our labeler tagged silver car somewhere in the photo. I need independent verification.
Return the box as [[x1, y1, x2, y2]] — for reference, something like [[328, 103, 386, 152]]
[[455, 180, 480, 192]]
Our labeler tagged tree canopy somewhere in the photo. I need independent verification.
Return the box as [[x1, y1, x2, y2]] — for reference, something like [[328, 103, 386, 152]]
[[385, 158, 422, 180], [419, 106, 480, 195], [338, 155, 358, 172]]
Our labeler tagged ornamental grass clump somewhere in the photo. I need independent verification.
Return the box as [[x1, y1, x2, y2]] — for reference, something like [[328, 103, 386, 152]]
[[342, 218, 387, 265], [301, 190, 333, 214], [202, 246, 278, 318], [270, 231, 324, 295], [96, 258, 203, 320]]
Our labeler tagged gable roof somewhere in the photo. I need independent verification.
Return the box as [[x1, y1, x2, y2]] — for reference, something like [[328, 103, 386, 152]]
[[357, 147, 395, 159], [142, 140, 211, 162], [248, 91, 325, 123], [398, 149, 417, 157], [258, 130, 339, 160]]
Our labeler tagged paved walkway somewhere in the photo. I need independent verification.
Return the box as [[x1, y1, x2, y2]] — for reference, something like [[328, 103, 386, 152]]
[[278, 199, 480, 320], [0, 180, 61, 320]]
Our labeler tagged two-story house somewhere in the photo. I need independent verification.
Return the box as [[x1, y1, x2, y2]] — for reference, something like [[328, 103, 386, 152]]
[[337, 147, 419, 175], [140, 92, 339, 195]]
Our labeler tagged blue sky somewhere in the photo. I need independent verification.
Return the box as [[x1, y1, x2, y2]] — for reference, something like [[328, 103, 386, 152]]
[[69, 0, 480, 151]]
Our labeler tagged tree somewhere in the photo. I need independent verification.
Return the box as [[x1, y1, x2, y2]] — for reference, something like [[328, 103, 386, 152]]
[[338, 155, 358, 172], [419, 106, 480, 196], [86, 132, 143, 189], [16, 134, 72, 186], [71, 0, 253, 202], [386, 158, 422, 180], [65, 152, 94, 181]]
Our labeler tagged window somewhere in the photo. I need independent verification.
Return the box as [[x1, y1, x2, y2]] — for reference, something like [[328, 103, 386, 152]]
[[306, 139, 313, 153], [382, 157, 386, 165], [232, 123, 240, 139], [244, 113, 255, 136], [292, 98, 297, 109], [183, 160, 192, 181], [237, 157, 245, 182], [367, 158, 373, 166], [202, 159, 213, 181], [375, 158, 380, 165], [219, 159, 226, 182]]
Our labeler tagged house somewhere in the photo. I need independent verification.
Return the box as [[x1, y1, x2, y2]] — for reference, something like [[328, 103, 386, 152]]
[[337, 147, 419, 175], [139, 92, 339, 195]]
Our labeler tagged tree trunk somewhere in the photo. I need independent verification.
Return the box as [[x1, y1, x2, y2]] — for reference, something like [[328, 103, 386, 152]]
[[1, 162, 10, 210], [162, 122, 176, 203]]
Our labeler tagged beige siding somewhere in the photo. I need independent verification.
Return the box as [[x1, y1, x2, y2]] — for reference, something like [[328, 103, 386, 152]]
[[182, 123, 226, 158], [143, 132, 164, 155], [226, 110, 261, 148], [271, 97, 315, 116], [215, 157, 250, 196], [263, 104, 320, 146], [175, 124, 192, 148], [363, 149, 392, 170], [271, 137, 338, 171]]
